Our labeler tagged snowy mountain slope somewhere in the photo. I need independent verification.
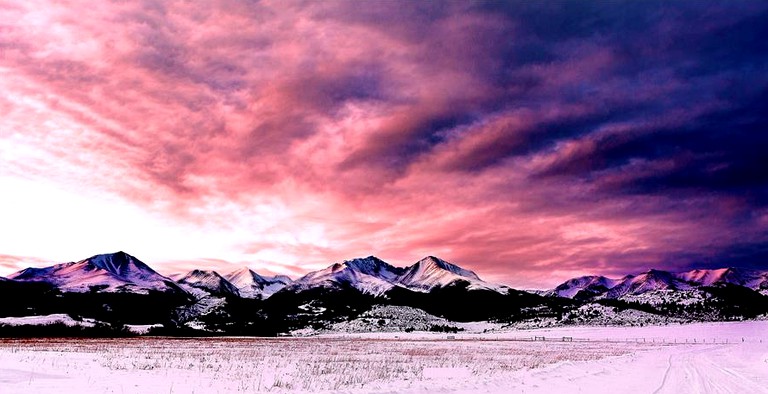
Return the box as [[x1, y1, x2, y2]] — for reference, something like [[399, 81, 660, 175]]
[[395, 256, 508, 293], [344, 256, 407, 281], [548, 275, 622, 298], [399, 256, 479, 282], [551, 267, 768, 301], [9, 252, 182, 294], [679, 268, 731, 286], [605, 269, 693, 299], [283, 256, 508, 296], [678, 268, 768, 290], [172, 269, 240, 297], [286, 257, 401, 296], [224, 268, 292, 299]]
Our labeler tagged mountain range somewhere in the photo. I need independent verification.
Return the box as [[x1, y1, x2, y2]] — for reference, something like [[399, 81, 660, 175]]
[[285, 255, 509, 296], [549, 267, 768, 301], [4, 252, 508, 299], [1, 251, 767, 336]]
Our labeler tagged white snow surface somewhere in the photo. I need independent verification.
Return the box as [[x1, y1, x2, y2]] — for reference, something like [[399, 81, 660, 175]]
[[0, 321, 767, 393], [8, 252, 180, 294], [0, 314, 96, 327], [124, 324, 162, 335]]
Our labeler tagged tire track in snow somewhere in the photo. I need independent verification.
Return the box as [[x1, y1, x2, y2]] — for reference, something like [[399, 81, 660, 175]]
[[652, 354, 674, 394], [653, 345, 768, 394]]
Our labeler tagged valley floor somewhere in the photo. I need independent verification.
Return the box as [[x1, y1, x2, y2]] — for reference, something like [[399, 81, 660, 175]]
[[0, 321, 766, 393]]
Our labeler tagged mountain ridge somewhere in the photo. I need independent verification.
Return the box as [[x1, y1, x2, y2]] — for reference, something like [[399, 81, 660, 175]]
[[285, 255, 506, 296], [9, 252, 768, 300], [2, 252, 768, 335], [550, 267, 768, 300], [5, 252, 503, 298]]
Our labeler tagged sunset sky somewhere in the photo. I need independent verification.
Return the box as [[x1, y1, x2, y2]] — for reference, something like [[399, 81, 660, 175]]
[[1, 1, 767, 288]]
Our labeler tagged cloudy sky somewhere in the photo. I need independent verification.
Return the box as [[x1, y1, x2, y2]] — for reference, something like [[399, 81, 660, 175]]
[[1, 1, 767, 288]]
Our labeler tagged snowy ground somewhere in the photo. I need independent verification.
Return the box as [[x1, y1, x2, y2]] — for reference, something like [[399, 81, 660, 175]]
[[0, 314, 97, 328], [0, 321, 766, 393]]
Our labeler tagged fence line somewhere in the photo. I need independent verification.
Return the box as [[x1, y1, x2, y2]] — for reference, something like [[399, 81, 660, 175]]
[[419, 335, 765, 344]]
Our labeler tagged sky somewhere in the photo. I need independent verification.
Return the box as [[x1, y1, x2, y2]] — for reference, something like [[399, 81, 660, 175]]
[[1, 1, 767, 289]]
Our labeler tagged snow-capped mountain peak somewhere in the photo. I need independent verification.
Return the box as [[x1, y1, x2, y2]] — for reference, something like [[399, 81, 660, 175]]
[[549, 275, 619, 298], [287, 257, 399, 296], [341, 256, 406, 281], [414, 256, 480, 280], [174, 269, 240, 297], [223, 267, 292, 299], [268, 274, 293, 284], [637, 269, 679, 287], [606, 269, 690, 297], [9, 252, 181, 294], [87, 251, 154, 278], [396, 256, 491, 292], [226, 267, 268, 286], [677, 267, 767, 289]]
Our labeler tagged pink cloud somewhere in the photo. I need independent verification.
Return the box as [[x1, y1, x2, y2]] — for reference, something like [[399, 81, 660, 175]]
[[1, 1, 766, 289], [0, 254, 58, 277]]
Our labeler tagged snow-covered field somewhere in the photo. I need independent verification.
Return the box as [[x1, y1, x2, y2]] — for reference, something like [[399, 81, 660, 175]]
[[1, 321, 767, 393], [0, 314, 97, 328]]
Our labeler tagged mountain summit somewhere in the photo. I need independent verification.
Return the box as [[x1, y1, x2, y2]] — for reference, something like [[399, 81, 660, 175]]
[[173, 269, 241, 297], [223, 267, 292, 299], [396, 256, 483, 291], [10, 252, 182, 294], [287, 256, 404, 295]]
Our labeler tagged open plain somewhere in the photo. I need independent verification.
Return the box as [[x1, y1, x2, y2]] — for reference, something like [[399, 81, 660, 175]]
[[1, 321, 767, 394]]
